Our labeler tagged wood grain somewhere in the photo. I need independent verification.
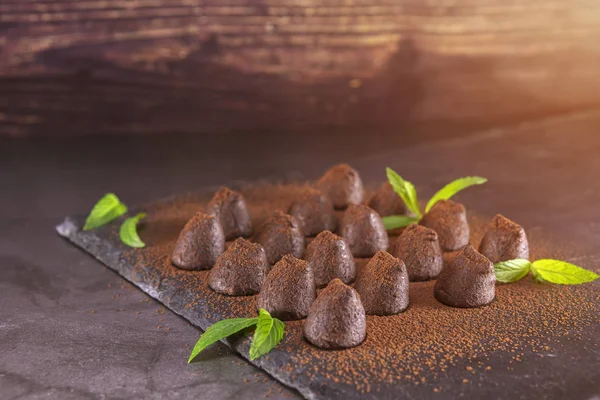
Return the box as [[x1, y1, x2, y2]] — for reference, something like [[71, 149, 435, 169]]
[[1, 0, 600, 135]]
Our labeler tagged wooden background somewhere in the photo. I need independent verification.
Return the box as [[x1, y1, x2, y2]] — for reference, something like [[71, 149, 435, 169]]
[[1, 0, 600, 136]]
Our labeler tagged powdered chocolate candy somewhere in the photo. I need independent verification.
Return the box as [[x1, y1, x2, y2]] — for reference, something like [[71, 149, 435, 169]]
[[316, 164, 364, 209], [354, 250, 409, 315], [303, 279, 366, 349], [390, 224, 443, 281], [367, 182, 409, 217], [254, 211, 304, 264], [206, 186, 252, 240], [341, 204, 389, 257], [171, 213, 225, 270], [257, 254, 316, 320], [420, 199, 469, 252], [434, 245, 495, 308], [209, 238, 269, 296], [304, 230, 355, 288], [479, 214, 530, 263], [288, 189, 337, 237]]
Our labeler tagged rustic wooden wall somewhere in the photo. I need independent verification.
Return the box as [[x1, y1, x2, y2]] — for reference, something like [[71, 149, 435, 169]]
[[1, 0, 600, 136]]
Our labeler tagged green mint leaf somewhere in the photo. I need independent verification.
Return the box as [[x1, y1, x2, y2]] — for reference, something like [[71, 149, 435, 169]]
[[119, 213, 147, 248], [425, 176, 487, 213], [382, 215, 420, 230], [531, 259, 599, 285], [386, 167, 421, 218], [188, 317, 258, 363], [83, 193, 128, 231], [249, 309, 285, 361], [494, 259, 531, 283]]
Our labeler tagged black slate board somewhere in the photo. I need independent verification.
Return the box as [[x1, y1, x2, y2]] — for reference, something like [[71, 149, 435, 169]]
[[57, 183, 600, 400]]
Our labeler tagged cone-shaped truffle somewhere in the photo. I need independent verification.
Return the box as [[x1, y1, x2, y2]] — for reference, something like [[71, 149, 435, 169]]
[[206, 187, 252, 240], [304, 230, 356, 288], [257, 254, 316, 320], [316, 164, 364, 209], [288, 189, 337, 237], [420, 199, 469, 252], [434, 245, 495, 308], [171, 213, 225, 270], [354, 250, 409, 315], [390, 224, 443, 281], [367, 182, 409, 217], [479, 214, 529, 263], [208, 238, 269, 296], [254, 211, 304, 264], [303, 279, 366, 349], [341, 204, 389, 257]]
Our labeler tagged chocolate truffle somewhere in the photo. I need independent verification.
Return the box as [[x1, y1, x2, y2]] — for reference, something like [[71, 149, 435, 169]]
[[354, 250, 409, 315], [209, 238, 269, 296], [288, 189, 337, 237], [304, 230, 356, 288], [479, 214, 529, 263], [420, 199, 469, 252], [257, 254, 316, 320], [434, 245, 496, 308], [341, 204, 389, 257], [367, 182, 409, 217], [303, 279, 366, 349], [206, 187, 252, 240], [316, 164, 364, 209], [390, 224, 443, 281], [254, 211, 304, 264], [171, 213, 225, 270]]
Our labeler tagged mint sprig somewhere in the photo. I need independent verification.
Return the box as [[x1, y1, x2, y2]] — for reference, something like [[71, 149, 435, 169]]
[[383, 167, 487, 230], [119, 213, 147, 248], [83, 193, 128, 231], [494, 258, 599, 285], [188, 309, 284, 363]]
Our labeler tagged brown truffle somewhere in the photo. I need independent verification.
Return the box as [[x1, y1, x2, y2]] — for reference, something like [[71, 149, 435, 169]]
[[420, 199, 469, 252], [389, 224, 443, 281], [257, 254, 316, 320], [206, 187, 252, 240], [208, 238, 269, 296], [479, 214, 530, 263], [254, 211, 304, 264], [316, 164, 364, 209], [341, 204, 389, 257], [367, 182, 409, 217], [304, 230, 356, 288], [303, 279, 366, 349], [171, 213, 225, 270], [288, 189, 337, 237], [434, 245, 496, 308], [353, 251, 409, 315]]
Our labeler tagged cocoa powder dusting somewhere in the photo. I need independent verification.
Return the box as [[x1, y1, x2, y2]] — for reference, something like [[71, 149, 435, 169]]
[[123, 182, 599, 395]]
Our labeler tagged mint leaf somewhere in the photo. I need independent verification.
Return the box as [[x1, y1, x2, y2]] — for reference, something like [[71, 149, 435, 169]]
[[531, 259, 599, 285], [494, 259, 531, 283], [425, 176, 487, 213], [386, 167, 421, 218], [249, 309, 285, 361], [382, 215, 420, 230], [119, 213, 147, 248], [188, 317, 258, 363], [83, 193, 128, 231]]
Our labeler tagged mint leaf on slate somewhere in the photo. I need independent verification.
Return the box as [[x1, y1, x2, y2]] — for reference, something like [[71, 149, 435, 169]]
[[188, 317, 258, 363], [119, 213, 147, 248], [83, 193, 128, 231], [494, 259, 531, 283], [382, 215, 420, 230], [425, 176, 487, 213], [531, 259, 599, 285], [386, 167, 421, 218], [249, 309, 285, 361]]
